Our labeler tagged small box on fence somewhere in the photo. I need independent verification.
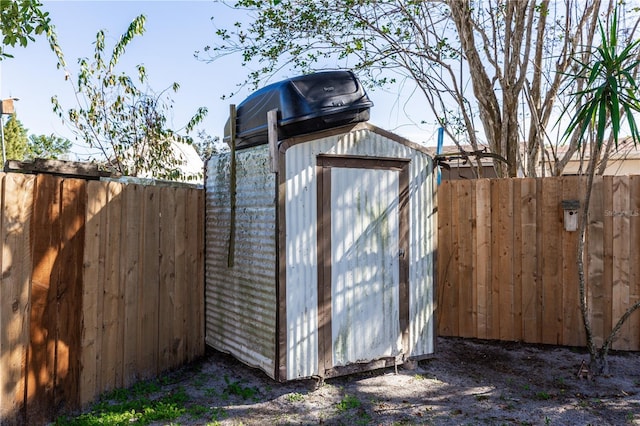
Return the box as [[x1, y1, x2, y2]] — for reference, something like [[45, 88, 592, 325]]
[[561, 199, 580, 232]]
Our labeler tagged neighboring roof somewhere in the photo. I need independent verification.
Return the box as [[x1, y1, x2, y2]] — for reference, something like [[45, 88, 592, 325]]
[[127, 140, 204, 184], [172, 141, 205, 177], [518, 135, 640, 161], [558, 137, 640, 160], [431, 137, 640, 172]]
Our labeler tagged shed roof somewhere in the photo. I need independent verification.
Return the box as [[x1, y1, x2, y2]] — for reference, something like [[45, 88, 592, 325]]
[[278, 121, 434, 157]]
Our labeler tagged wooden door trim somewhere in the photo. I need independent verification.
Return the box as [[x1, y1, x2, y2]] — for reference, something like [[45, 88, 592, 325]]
[[316, 155, 410, 376]]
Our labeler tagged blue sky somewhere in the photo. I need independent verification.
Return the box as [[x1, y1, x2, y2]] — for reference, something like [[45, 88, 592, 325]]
[[0, 0, 436, 160]]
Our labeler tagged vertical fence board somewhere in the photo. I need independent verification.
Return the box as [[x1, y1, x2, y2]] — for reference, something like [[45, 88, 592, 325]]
[[491, 179, 514, 341], [55, 179, 86, 409], [576, 176, 589, 346], [159, 188, 176, 371], [541, 178, 563, 344], [470, 181, 478, 339], [520, 178, 539, 343], [561, 176, 583, 347], [629, 176, 640, 348], [196, 189, 206, 357], [602, 176, 614, 347], [0, 175, 6, 421], [95, 182, 109, 398], [436, 182, 453, 336], [185, 189, 199, 361], [611, 176, 631, 350], [512, 180, 523, 342], [0, 174, 34, 423], [80, 181, 108, 406], [449, 182, 460, 336], [27, 175, 62, 423], [488, 180, 500, 340], [456, 180, 474, 337], [101, 182, 124, 392], [122, 185, 141, 386], [475, 180, 491, 339], [184, 189, 204, 361], [139, 186, 160, 378], [500, 179, 514, 341], [173, 188, 187, 367], [535, 178, 545, 342], [587, 176, 605, 348]]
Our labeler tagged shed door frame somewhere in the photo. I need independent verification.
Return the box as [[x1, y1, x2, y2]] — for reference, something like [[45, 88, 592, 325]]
[[316, 154, 410, 375]]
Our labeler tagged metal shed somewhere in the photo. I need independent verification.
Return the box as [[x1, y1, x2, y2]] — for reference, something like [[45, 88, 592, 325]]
[[205, 121, 436, 381]]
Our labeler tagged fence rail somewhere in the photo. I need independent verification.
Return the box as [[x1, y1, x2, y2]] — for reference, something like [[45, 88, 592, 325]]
[[0, 173, 204, 425], [437, 175, 640, 351]]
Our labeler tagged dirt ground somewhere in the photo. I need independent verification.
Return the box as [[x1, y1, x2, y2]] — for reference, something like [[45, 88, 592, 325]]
[[140, 337, 639, 425]]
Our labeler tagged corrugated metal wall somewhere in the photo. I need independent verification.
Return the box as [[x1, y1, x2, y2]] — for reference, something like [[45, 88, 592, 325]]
[[205, 146, 277, 377], [407, 148, 437, 358], [284, 126, 436, 379]]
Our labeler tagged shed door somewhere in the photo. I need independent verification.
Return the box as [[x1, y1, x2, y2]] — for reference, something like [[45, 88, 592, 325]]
[[317, 155, 409, 373]]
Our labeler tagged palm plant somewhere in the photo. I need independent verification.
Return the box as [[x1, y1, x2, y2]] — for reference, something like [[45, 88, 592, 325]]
[[561, 6, 640, 375]]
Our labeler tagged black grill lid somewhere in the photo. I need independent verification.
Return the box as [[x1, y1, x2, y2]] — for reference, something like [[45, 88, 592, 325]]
[[224, 70, 373, 149]]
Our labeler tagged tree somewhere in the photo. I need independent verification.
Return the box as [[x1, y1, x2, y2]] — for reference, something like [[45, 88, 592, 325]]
[[52, 15, 207, 181], [1, 115, 71, 161], [1, 0, 63, 62], [561, 5, 640, 375], [193, 130, 227, 161], [202, 0, 639, 177], [26, 134, 72, 160], [1, 0, 49, 59], [2, 113, 28, 160]]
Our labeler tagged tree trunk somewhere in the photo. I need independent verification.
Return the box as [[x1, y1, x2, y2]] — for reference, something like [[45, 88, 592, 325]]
[[577, 140, 599, 374], [448, 0, 504, 174]]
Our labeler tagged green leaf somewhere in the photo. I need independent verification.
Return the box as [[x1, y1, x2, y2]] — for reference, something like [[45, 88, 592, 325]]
[[560, 3, 640, 158], [596, 96, 607, 148], [0, 0, 54, 60]]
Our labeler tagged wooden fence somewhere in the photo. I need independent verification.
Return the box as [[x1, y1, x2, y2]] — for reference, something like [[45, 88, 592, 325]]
[[3, 170, 637, 421], [0, 173, 204, 425], [437, 175, 640, 351]]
